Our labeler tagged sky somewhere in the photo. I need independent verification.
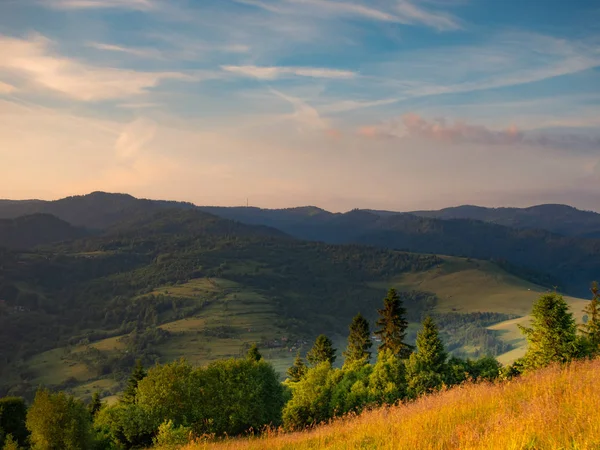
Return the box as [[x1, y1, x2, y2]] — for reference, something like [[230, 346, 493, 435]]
[[0, 0, 599, 212]]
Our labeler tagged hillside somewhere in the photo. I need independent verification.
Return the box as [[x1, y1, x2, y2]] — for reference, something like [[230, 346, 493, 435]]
[[192, 358, 600, 450], [3, 193, 600, 296], [0, 209, 443, 399], [0, 192, 195, 229], [0, 214, 87, 249], [411, 204, 600, 238]]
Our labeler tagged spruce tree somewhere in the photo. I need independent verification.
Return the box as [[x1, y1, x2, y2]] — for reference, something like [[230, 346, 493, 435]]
[[88, 392, 102, 418], [581, 282, 600, 355], [406, 316, 448, 398], [247, 343, 262, 362], [519, 293, 578, 370], [375, 288, 410, 358], [121, 359, 147, 404], [287, 352, 307, 382], [306, 334, 336, 366], [343, 313, 373, 365]]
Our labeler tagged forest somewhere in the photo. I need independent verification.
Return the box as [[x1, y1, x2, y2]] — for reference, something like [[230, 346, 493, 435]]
[[1, 285, 598, 449]]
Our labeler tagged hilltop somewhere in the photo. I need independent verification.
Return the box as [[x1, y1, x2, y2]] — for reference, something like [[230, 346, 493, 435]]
[[190, 358, 600, 450]]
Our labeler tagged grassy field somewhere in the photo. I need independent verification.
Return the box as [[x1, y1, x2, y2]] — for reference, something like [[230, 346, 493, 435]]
[[383, 256, 589, 364], [187, 358, 600, 450]]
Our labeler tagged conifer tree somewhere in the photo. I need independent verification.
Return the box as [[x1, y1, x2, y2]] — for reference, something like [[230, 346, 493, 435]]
[[406, 316, 448, 398], [343, 313, 372, 365], [519, 293, 578, 370], [121, 359, 147, 404], [581, 282, 600, 355], [88, 392, 102, 418], [246, 343, 262, 362], [306, 334, 336, 366], [375, 288, 411, 358], [287, 352, 307, 382]]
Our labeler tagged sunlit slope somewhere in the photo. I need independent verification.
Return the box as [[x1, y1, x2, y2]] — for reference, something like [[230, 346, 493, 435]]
[[190, 359, 600, 450], [19, 256, 589, 395], [380, 256, 589, 363]]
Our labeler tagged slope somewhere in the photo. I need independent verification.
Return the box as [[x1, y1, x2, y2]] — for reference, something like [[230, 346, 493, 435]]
[[0, 214, 87, 249], [192, 358, 600, 450], [411, 203, 600, 238]]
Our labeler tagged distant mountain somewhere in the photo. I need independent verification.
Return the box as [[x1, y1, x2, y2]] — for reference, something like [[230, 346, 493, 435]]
[[0, 192, 195, 229], [410, 204, 600, 238], [0, 214, 87, 250]]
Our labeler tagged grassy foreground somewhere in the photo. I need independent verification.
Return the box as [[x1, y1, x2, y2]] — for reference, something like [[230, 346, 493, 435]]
[[187, 358, 600, 450]]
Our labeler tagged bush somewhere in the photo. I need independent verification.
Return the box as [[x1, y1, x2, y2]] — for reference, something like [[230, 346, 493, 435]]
[[0, 397, 28, 447], [153, 420, 193, 448], [26, 390, 92, 450]]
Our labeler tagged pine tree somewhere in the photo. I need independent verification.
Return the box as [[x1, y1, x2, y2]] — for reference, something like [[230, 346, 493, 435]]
[[343, 313, 372, 365], [88, 392, 102, 418], [519, 293, 578, 370], [247, 343, 262, 362], [306, 334, 336, 366], [581, 282, 600, 355], [405, 316, 448, 398], [375, 288, 411, 358], [287, 352, 307, 382], [121, 359, 147, 404]]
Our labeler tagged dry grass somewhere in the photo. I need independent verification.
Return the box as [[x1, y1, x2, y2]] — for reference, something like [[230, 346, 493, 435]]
[[187, 358, 600, 450]]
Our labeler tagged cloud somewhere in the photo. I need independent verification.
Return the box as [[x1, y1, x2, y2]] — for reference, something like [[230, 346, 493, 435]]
[[222, 65, 356, 80], [43, 0, 156, 10], [117, 102, 161, 109], [114, 118, 157, 160], [235, 0, 461, 31], [87, 42, 162, 59], [358, 113, 600, 151], [0, 34, 195, 101], [270, 89, 335, 133], [0, 81, 17, 94]]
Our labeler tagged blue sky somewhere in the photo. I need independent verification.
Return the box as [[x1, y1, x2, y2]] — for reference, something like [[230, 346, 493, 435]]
[[0, 0, 599, 211]]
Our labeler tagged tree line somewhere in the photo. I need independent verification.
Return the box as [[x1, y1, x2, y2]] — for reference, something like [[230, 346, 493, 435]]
[[1, 285, 600, 449]]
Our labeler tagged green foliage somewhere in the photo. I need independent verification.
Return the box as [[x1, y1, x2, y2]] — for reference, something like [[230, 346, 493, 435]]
[[375, 289, 411, 358], [2, 434, 20, 450], [580, 282, 600, 355], [343, 313, 372, 366], [286, 353, 307, 383], [94, 402, 156, 448], [329, 364, 372, 416], [306, 335, 337, 366], [153, 420, 193, 448], [0, 397, 28, 447], [88, 393, 102, 418], [282, 363, 335, 430], [246, 343, 262, 362], [135, 358, 285, 437], [406, 317, 448, 398], [368, 349, 407, 406], [26, 389, 92, 450], [519, 293, 579, 370], [121, 360, 146, 405], [446, 356, 501, 385]]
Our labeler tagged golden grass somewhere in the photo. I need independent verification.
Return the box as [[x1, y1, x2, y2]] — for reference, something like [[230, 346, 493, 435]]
[[188, 358, 600, 450]]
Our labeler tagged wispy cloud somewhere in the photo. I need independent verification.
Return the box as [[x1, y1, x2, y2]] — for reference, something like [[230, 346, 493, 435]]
[[0, 81, 17, 94], [235, 0, 461, 31], [358, 113, 600, 152], [43, 0, 156, 11], [222, 65, 356, 79], [0, 34, 196, 101], [87, 42, 162, 59]]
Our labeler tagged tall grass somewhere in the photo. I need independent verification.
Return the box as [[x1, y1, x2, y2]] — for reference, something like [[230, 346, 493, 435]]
[[186, 358, 600, 450]]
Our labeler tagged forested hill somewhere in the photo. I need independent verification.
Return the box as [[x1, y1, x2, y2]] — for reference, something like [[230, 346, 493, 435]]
[[2, 192, 600, 296], [0, 214, 87, 250], [0, 191, 195, 229], [410, 204, 600, 238], [0, 208, 441, 394]]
